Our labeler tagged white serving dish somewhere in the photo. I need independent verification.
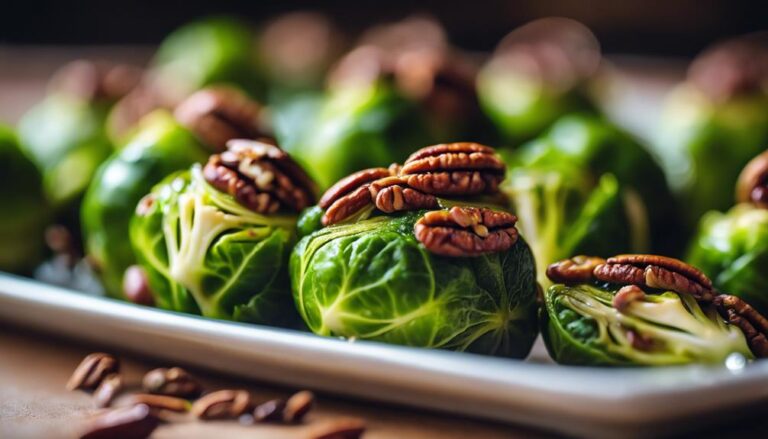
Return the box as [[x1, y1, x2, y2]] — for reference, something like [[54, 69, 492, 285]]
[[1, 273, 767, 437]]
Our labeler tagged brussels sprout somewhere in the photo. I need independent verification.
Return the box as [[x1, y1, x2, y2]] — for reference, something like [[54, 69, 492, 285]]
[[152, 17, 263, 102], [504, 114, 676, 284], [284, 17, 489, 189], [18, 94, 113, 209], [285, 79, 431, 189], [130, 139, 316, 325], [688, 205, 768, 316], [82, 111, 209, 297], [290, 212, 539, 357], [654, 35, 768, 226], [477, 18, 601, 145], [0, 125, 48, 274], [541, 283, 753, 366]]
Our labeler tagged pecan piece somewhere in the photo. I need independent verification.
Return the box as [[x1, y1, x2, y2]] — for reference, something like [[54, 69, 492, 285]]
[[414, 207, 518, 257], [67, 353, 120, 391], [319, 166, 435, 226], [174, 86, 270, 151], [546, 255, 606, 284], [203, 139, 316, 214], [142, 367, 202, 399], [400, 143, 506, 196], [714, 294, 768, 358], [613, 285, 646, 313], [737, 150, 768, 208], [191, 390, 252, 420], [368, 176, 439, 213], [594, 254, 714, 300], [79, 404, 159, 439]]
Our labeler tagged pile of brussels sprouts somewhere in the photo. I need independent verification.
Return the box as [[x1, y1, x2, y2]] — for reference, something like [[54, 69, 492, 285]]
[[3, 15, 768, 367]]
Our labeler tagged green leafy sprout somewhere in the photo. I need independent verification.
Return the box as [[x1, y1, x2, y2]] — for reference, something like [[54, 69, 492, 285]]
[[542, 283, 753, 366]]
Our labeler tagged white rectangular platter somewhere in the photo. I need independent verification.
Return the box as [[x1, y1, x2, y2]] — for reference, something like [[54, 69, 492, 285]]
[[2, 273, 768, 437]]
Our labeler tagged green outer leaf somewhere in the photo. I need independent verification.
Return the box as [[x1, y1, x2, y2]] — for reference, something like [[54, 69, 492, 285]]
[[152, 16, 264, 100], [287, 82, 430, 190], [82, 110, 209, 297], [18, 94, 113, 208], [290, 212, 539, 358], [0, 125, 48, 273], [476, 65, 598, 145]]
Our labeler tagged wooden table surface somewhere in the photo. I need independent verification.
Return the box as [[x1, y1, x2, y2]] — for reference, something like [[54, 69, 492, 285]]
[[0, 323, 550, 439]]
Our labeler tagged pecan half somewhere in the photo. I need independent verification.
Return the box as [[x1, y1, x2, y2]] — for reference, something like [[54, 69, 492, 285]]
[[174, 87, 270, 152], [714, 294, 768, 358], [191, 390, 252, 420], [400, 143, 505, 196], [414, 207, 518, 257], [142, 367, 202, 399], [319, 167, 393, 209], [67, 353, 120, 391], [203, 139, 316, 214], [320, 166, 435, 226], [546, 256, 606, 284], [368, 176, 439, 213], [594, 255, 714, 300], [737, 150, 768, 208]]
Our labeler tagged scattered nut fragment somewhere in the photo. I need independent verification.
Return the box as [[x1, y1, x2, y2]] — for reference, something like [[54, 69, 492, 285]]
[[594, 254, 714, 301], [736, 150, 768, 208], [191, 390, 252, 420], [142, 367, 202, 399], [284, 390, 315, 423], [203, 139, 316, 214], [613, 285, 647, 313], [93, 374, 123, 408], [400, 143, 505, 196], [253, 398, 286, 423], [414, 207, 518, 257], [67, 353, 120, 391], [546, 256, 606, 284], [174, 86, 269, 151], [715, 294, 768, 358], [79, 404, 159, 439], [307, 417, 367, 439], [124, 394, 191, 413], [123, 265, 155, 307]]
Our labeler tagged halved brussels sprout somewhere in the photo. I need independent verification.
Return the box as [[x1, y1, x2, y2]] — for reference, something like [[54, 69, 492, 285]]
[[130, 167, 298, 324], [542, 283, 753, 366], [688, 205, 768, 316], [82, 111, 209, 297], [0, 125, 48, 274], [290, 212, 539, 357], [504, 114, 675, 285]]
